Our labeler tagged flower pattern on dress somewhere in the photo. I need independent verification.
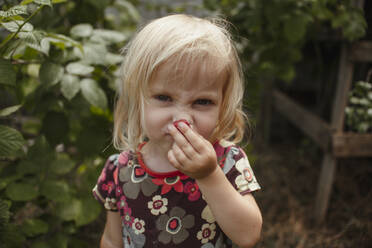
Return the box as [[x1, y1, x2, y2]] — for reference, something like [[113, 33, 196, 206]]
[[152, 175, 188, 195], [147, 195, 168, 215], [234, 151, 260, 192], [201, 205, 215, 223], [104, 197, 116, 210], [119, 163, 158, 199], [184, 181, 201, 201], [117, 195, 128, 210], [123, 223, 146, 248], [122, 205, 134, 226], [132, 218, 145, 234], [201, 234, 224, 248], [156, 207, 195, 244], [101, 181, 115, 194], [93, 142, 261, 247], [197, 223, 216, 244]]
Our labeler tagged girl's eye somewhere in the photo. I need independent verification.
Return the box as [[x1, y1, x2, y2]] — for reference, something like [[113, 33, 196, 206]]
[[194, 99, 213, 106], [154, 95, 171, 102]]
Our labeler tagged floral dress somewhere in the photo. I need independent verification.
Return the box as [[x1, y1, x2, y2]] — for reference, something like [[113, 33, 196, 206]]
[[93, 140, 260, 248]]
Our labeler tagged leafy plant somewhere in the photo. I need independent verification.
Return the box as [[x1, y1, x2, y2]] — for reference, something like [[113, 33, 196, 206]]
[[0, 0, 139, 247], [345, 81, 372, 133], [203, 0, 367, 113]]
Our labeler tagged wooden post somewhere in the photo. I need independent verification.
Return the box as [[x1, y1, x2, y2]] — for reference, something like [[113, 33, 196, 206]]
[[314, 44, 354, 223]]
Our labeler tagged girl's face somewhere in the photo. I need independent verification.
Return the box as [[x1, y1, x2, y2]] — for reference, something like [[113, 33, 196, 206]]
[[143, 60, 225, 149]]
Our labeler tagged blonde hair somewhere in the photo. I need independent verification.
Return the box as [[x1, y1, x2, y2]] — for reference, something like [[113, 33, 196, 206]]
[[113, 14, 248, 151]]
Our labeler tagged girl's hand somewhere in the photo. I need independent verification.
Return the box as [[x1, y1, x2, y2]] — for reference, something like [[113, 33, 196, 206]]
[[167, 121, 218, 179]]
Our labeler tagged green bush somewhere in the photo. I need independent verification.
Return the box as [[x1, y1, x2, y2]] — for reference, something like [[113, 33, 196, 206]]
[[0, 0, 139, 247], [204, 0, 367, 113]]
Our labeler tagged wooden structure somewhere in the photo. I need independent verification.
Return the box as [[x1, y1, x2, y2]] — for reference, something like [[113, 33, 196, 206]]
[[262, 41, 372, 223]]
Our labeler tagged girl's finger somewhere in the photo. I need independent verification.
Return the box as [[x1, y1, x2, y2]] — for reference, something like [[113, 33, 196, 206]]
[[174, 122, 207, 153], [171, 143, 190, 165], [168, 124, 195, 153]]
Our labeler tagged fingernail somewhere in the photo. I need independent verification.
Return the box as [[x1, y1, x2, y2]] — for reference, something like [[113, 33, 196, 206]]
[[178, 122, 188, 131]]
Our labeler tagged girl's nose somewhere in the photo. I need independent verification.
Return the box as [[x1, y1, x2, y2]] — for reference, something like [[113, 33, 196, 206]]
[[172, 112, 193, 126]]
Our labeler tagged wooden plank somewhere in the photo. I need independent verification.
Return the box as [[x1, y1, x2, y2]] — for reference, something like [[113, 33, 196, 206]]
[[350, 41, 372, 62], [272, 89, 332, 151], [333, 133, 372, 157], [331, 45, 354, 131], [314, 153, 337, 224]]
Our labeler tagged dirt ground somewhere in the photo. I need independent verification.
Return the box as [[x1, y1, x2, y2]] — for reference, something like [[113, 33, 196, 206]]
[[252, 138, 372, 248]]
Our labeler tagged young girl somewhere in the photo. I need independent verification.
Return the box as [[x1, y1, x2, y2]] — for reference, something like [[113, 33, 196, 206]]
[[93, 14, 262, 248]]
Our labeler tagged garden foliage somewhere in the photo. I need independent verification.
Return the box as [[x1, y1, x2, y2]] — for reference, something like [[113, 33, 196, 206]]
[[204, 0, 367, 112], [0, 0, 139, 247]]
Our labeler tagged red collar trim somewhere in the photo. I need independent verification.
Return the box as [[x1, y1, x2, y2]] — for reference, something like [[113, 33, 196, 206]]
[[136, 142, 185, 178]]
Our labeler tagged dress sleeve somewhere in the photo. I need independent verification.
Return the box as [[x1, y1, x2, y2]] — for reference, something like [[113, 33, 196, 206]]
[[221, 146, 261, 195], [92, 154, 120, 211]]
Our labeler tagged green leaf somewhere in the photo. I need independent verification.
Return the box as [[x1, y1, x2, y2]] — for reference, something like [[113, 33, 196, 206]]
[[52, 0, 68, 3], [6, 182, 39, 201], [19, 31, 50, 55], [105, 52, 123, 64], [0, 125, 24, 158], [81, 78, 108, 109], [73, 43, 107, 65], [48, 234, 68, 248], [0, 223, 26, 247], [50, 153, 75, 175], [0, 199, 10, 227], [41, 180, 70, 202], [21, 0, 35, 5], [47, 33, 81, 49], [21, 218, 49, 237], [70, 24, 93, 38], [56, 198, 82, 221], [75, 197, 101, 226], [0, 59, 16, 86], [34, 0, 52, 6], [0, 5, 28, 18], [0, 105, 22, 117], [66, 62, 94, 76], [90, 29, 127, 44], [1, 20, 33, 33], [16, 136, 55, 175], [116, 0, 141, 22], [39, 62, 64, 86], [61, 74, 80, 100]]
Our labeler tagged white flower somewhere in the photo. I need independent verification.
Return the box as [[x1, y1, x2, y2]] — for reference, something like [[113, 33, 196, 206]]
[[132, 218, 145, 234], [197, 223, 216, 244], [104, 197, 117, 210], [147, 195, 168, 215]]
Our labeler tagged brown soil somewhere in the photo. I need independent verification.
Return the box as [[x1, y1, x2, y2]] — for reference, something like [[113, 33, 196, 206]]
[[252, 140, 372, 248]]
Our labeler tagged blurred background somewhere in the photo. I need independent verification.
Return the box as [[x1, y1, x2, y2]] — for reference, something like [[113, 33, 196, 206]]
[[0, 0, 371, 247]]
